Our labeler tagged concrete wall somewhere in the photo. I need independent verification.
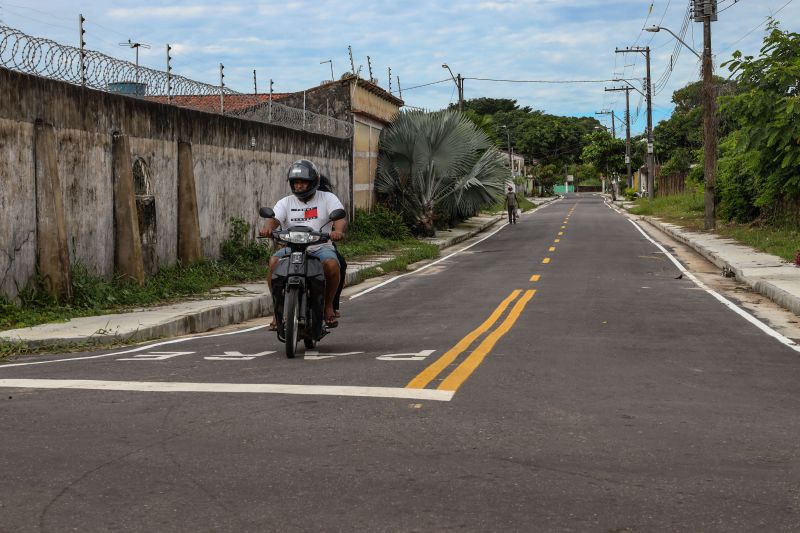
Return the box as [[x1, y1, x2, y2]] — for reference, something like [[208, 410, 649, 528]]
[[0, 67, 351, 300]]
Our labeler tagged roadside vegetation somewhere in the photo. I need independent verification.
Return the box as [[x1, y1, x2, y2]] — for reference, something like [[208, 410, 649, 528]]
[[0, 209, 440, 333], [630, 189, 800, 263], [628, 20, 800, 264]]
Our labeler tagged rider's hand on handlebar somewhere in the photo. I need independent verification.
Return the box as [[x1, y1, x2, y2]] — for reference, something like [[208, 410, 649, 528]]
[[259, 226, 273, 238], [329, 230, 344, 242]]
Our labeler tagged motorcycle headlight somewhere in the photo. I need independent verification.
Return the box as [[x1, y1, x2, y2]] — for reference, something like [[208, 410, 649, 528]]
[[288, 231, 310, 243]]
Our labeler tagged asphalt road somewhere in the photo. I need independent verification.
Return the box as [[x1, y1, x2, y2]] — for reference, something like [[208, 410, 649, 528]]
[[2, 194, 800, 532]]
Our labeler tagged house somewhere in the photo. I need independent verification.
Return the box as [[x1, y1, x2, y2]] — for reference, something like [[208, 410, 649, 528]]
[[278, 75, 404, 213], [498, 150, 526, 178]]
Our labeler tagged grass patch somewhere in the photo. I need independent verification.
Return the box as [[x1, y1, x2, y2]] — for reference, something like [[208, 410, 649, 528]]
[[0, 336, 144, 360], [716, 223, 800, 263], [348, 243, 441, 285], [0, 209, 442, 336], [628, 190, 706, 230], [627, 190, 800, 262], [486, 194, 536, 215]]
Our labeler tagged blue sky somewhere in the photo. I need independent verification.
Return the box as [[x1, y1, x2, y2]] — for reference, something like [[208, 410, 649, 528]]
[[0, 0, 797, 136]]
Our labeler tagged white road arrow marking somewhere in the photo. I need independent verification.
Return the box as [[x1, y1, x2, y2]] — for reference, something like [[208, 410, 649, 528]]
[[204, 351, 274, 361], [304, 350, 364, 360], [377, 349, 436, 361], [118, 351, 194, 361]]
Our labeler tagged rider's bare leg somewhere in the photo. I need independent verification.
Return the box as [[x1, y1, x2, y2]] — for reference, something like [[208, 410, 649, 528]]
[[322, 258, 340, 323], [268, 255, 279, 329]]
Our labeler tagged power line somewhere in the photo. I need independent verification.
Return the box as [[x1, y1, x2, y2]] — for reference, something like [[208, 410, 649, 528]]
[[465, 77, 620, 84], [391, 78, 450, 93], [722, 0, 795, 52], [718, 0, 743, 14]]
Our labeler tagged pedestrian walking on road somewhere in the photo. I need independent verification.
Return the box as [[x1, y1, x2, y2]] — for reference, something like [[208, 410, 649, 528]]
[[504, 186, 519, 224]]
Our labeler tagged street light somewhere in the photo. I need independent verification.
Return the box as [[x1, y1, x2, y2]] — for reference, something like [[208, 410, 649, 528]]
[[612, 78, 646, 97], [646, 24, 716, 229], [442, 63, 463, 112], [320, 59, 334, 82], [645, 26, 701, 59]]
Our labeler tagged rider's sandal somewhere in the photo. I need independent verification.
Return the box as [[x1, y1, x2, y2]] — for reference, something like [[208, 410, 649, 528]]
[[325, 316, 339, 329]]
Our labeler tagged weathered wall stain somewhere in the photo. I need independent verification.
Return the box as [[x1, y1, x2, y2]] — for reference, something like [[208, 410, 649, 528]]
[[0, 67, 351, 301]]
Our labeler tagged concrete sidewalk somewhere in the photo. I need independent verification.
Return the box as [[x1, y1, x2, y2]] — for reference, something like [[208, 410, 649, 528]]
[[0, 199, 556, 349], [612, 197, 800, 317]]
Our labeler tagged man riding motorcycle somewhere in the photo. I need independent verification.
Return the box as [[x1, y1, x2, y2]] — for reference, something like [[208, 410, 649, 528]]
[[259, 160, 347, 328]]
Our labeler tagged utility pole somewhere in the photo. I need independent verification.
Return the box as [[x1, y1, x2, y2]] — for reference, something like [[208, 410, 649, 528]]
[[616, 47, 654, 199], [594, 110, 616, 138], [695, 0, 718, 229], [442, 64, 463, 112], [605, 86, 633, 188], [457, 74, 463, 112]]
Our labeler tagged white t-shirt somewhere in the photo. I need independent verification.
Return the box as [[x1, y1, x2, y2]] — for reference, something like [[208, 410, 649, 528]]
[[272, 190, 345, 251]]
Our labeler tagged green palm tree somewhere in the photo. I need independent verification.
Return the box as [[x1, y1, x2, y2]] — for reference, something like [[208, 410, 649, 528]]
[[375, 109, 508, 236]]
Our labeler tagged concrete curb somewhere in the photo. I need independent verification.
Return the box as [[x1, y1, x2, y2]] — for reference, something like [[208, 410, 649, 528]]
[[638, 216, 800, 317], [1, 206, 541, 349]]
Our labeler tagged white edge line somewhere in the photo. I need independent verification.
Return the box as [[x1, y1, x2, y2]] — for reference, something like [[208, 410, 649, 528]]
[[349, 222, 510, 299], [0, 379, 454, 402], [350, 200, 563, 300], [348, 198, 561, 301], [628, 218, 800, 353], [0, 324, 269, 368]]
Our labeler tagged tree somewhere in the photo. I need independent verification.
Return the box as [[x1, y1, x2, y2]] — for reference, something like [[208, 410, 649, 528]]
[[580, 130, 625, 176], [654, 78, 737, 169], [720, 20, 800, 222], [462, 97, 531, 115], [375, 110, 508, 236]]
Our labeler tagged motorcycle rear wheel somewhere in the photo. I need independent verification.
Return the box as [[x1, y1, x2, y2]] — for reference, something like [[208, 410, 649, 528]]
[[283, 287, 299, 358]]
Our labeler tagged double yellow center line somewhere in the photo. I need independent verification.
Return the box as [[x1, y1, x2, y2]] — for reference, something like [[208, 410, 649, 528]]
[[406, 289, 536, 392]]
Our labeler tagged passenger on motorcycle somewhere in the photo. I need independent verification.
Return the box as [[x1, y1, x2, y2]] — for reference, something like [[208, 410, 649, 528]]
[[259, 160, 347, 328]]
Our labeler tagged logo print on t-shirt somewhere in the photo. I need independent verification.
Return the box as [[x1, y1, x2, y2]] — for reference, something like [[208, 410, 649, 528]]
[[304, 207, 318, 219]]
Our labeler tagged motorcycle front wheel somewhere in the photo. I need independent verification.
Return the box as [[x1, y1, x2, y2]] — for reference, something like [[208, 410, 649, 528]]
[[283, 287, 300, 358]]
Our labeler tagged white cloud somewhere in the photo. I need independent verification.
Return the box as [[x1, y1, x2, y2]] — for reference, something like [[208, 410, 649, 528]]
[[0, 0, 796, 130], [108, 5, 244, 19]]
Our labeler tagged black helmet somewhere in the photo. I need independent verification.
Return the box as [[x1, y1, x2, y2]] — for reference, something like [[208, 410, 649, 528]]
[[286, 159, 319, 200]]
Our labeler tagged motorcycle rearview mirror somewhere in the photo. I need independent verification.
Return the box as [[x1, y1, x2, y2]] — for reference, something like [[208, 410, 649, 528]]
[[259, 207, 275, 219], [329, 209, 346, 221]]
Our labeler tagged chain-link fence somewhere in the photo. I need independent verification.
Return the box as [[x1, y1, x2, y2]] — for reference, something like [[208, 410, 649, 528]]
[[0, 24, 353, 139]]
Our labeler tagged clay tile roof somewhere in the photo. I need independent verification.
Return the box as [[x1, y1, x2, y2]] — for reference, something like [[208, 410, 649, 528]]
[[146, 93, 290, 113]]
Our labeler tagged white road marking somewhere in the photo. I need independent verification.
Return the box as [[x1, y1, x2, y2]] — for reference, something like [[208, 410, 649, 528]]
[[0, 379, 455, 401], [377, 349, 436, 361], [629, 218, 800, 353], [118, 351, 194, 361], [204, 350, 274, 361], [304, 350, 364, 360], [347, 203, 563, 301], [0, 325, 269, 369]]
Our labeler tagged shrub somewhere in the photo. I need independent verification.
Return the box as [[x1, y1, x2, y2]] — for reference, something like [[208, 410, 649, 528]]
[[220, 217, 271, 265], [348, 206, 411, 240]]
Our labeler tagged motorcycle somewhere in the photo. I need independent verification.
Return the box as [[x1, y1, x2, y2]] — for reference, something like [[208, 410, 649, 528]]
[[259, 206, 346, 358]]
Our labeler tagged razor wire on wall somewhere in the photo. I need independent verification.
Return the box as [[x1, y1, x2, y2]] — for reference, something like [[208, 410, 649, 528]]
[[0, 24, 353, 139]]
